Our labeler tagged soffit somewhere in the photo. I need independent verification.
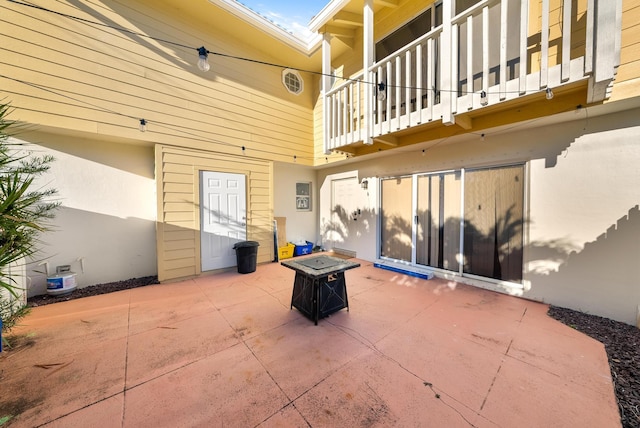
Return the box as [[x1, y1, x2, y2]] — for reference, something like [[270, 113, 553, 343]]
[[311, 0, 402, 59]]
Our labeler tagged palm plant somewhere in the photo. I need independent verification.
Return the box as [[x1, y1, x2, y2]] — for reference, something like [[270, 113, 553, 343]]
[[0, 102, 59, 299]]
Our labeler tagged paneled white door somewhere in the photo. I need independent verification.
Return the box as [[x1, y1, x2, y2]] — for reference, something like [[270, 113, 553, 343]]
[[200, 171, 247, 271], [328, 177, 360, 252]]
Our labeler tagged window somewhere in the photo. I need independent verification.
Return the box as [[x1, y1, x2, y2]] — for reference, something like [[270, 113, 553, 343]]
[[296, 182, 311, 211], [282, 69, 303, 95], [375, 3, 442, 61]]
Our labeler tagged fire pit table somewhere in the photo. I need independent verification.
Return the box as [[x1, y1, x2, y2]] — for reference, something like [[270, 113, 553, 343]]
[[281, 255, 360, 325]]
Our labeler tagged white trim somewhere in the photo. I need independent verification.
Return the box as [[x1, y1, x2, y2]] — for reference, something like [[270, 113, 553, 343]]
[[207, 0, 322, 54], [282, 69, 304, 95], [374, 259, 525, 297], [309, 0, 352, 33]]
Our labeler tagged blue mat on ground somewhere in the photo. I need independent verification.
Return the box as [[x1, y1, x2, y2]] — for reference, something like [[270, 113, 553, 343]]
[[373, 263, 433, 280]]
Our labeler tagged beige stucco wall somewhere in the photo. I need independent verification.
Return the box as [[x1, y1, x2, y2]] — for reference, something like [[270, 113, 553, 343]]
[[273, 163, 318, 246], [317, 170, 378, 259], [317, 104, 640, 325], [0, 260, 27, 313], [11, 135, 157, 296]]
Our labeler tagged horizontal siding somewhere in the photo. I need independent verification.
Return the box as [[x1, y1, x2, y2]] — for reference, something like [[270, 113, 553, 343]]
[[163, 193, 195, 203], [164, 248, 196, 261], [0, 0, 315, 165], [157, 145, 273, 282], [164, 239, 196, 251], [614, 1, 640, 95], [164, 229, 196, 241]]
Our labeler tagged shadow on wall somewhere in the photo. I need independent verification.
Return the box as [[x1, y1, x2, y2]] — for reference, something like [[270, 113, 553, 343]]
[[198, 203, 274, 261], [68, 0, 294, 96], [526, 205, 640, 325], [26, 206, 157, 297], [321, 204, 375, 249], [324, 204, 526, 284]]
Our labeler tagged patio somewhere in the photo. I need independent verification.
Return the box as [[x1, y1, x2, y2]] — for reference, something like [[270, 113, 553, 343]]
[[0, 257, 620, 427]]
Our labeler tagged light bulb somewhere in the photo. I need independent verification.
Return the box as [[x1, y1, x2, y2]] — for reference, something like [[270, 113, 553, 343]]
[[197, 46, 210, 72], [377, 82, 386, 102], [139, 119, 147, 132], [546, 88, 554, 100], [480, 90, 488, 106]]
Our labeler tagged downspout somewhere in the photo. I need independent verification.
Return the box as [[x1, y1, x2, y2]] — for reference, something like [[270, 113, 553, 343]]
[[363, 0, 374, 145]]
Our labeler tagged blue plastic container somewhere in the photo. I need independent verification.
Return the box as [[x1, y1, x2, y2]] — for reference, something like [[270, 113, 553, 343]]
[[293, 241, 313, 256]]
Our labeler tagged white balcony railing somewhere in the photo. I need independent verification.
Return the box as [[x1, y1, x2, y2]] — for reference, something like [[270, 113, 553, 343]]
[[324, 0, 620, 152], [325, 72, 365, 148]]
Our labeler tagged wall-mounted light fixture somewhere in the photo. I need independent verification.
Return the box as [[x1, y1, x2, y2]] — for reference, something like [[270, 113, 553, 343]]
[[139, 119, 147, 132], [361, 178, 368, 190]]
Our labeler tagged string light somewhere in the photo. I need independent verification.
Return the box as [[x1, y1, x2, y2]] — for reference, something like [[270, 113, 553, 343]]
[[6, 1, 563, 100], [376, 82, 387, 101], [197, 46, 210, 72], [546, 87, 554, 100], [3, 2, 576, 166], [480, 91, 488, 106], [5, 70, 563, 165]]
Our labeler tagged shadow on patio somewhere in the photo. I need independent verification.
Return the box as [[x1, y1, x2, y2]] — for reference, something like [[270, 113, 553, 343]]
[[0, 258, 620, 427]]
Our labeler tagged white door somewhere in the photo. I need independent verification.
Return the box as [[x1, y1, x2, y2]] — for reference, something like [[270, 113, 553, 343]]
[[328, 177, 360, 252], [200, 171, 247, 271]]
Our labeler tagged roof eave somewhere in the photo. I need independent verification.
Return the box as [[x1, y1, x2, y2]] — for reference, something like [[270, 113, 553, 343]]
[[208, 0, 323, 55], [309, 0, 352, 33]]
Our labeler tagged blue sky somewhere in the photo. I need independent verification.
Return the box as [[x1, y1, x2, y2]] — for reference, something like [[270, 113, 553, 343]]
[[237, 0, 329, 41]]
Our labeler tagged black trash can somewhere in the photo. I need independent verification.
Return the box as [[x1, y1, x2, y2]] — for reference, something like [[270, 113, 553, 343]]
[[233, 241, 260, 274]]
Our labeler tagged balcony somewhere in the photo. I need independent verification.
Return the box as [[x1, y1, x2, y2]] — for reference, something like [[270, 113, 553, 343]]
[[322, 0, 621, 153]]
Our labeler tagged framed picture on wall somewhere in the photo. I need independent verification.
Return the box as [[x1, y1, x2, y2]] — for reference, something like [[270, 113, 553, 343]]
[[296, 182, 311, 211]]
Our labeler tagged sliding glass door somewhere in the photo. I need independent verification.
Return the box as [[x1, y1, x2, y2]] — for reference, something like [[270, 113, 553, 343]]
[[463, 165, 524, 282], [416, 172, 461, 271], [379, 164, 525, 284], [380, 176, 413, 262]]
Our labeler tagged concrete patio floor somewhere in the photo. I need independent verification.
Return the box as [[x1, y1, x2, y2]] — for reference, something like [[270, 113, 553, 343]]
[[1, 258, 620, 427]]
